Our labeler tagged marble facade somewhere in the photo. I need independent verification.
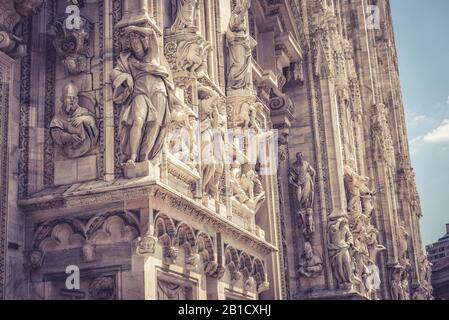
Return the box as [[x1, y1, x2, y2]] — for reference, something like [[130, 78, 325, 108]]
[[0, 0, 431, 300]]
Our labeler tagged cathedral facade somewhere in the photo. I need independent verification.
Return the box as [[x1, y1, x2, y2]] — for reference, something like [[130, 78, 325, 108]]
[[0, 0, 432, 300]]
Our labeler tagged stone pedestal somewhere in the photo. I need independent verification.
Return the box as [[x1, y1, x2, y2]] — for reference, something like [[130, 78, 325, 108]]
[[123, 161, 160, 180]]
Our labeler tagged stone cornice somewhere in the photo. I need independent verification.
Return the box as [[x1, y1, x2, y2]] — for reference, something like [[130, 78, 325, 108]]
[[19, 180, 277, 255]]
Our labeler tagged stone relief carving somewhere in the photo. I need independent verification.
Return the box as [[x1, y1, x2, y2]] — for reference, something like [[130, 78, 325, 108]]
[[224, 245, 269, 293], [30, 211, 141, 270], [226, 0, 252, 93], [0, 0, 44, 58], [171, 0, 199, 33], [88, 276, 116, 300], [111, 25, 184, 171], [49, 15, 92, 75], [50, 82, 99, 158], [289, 152, 316, 236], [25, 249, 44, 270], [157, 279, 193, 300], [135, 234, 158, 255], [297, 242, 323, 278], [177, 36, 211, 77], [82, 243, 95, 262]]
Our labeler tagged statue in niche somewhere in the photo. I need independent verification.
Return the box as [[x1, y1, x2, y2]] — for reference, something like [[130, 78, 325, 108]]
[[328, 215, 359, 288], [50, 82, 99, 158], [199, 86, 226, 201], [111, 25, 184, 166], [344, 164, 375, 215], [297, 242, 323, 278], [289, 152, 316, 211], [0, 0, 44, 57], [226, 0, 252, 92], [289, 152, 316, 235], [171, 0, 199, 33]]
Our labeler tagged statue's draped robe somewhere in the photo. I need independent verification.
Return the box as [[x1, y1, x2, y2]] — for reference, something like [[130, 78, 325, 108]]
[[226, 13, 252, 91], [290, 161, 314, 210], [50, 106, 99, 158], [111, 52, 176, 163], [172, 0, 197, 30]]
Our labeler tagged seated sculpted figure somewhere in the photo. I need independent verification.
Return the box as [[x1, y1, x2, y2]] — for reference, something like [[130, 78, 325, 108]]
[[298, 242, 323, 278], [50, 82, 99, 158]]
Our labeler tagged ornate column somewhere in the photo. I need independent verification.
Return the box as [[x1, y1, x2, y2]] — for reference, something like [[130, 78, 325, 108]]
[[0, 51, 14, 299]]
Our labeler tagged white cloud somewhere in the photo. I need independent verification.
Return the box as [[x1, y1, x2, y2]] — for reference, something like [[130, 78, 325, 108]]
[[409, 136, 424, 155], [423, 119, 449, 143], [408, 115, 430, 127], [447, 96, 449, 105]]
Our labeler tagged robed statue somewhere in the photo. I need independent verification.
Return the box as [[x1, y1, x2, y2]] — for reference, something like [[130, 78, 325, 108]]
[[226, 0, 252, 92], [111, 25, 184, 166]]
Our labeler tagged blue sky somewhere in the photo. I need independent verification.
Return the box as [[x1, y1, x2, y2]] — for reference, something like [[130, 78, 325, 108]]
[[390, 0, 449, 245]]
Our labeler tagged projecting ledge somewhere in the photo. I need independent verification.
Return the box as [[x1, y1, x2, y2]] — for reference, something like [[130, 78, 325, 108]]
[[18, 179, 278, 255]]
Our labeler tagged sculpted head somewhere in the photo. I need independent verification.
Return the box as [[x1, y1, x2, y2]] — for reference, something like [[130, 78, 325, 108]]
[[61, 82, 79, 115], [128, 32, 149, 60], [296, 152, 304, 162], [304, 242, 313, 259]]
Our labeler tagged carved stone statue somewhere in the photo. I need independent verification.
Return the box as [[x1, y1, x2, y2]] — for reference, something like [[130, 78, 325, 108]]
[[289, 152, 316, 210], [366, 224, 386, 263], [169, 102, 197, 167], [199, 86, 225, 201], [111, 25, 183, 166], [240, 169, 266, 213], [371, 103, 395, 168], [0, 0, 44, 57], [230, 161, 247, 201], [390, 264, 406, 300], [398, 221, 409, 264], [328, 216, 356, 288], [289, 152, 316, 235], [297, 242, 323, 278], [226, 0, 252, 92], [344, 165, 375, 215], [419, 253, 433, 289], [50, 83, 99, 158], [171, 0, 199, 33]]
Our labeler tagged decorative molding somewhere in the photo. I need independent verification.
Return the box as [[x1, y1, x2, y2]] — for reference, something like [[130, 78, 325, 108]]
[[0, 52, 14, 300]]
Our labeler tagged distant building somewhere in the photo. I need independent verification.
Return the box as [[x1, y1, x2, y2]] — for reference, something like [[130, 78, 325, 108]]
[[427, 224, 449, 299]]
